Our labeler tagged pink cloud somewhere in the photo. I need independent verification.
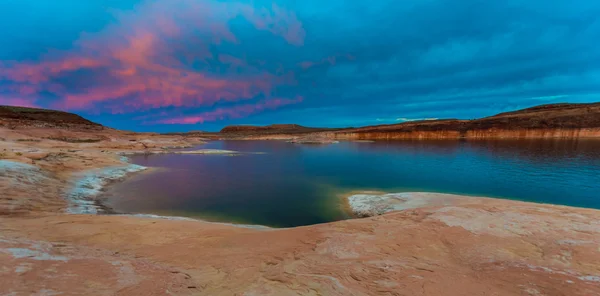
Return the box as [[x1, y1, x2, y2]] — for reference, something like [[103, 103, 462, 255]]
[[0, 0, 306, 119], [0, 58, 103, 84], [299, 61, 315, 69], [0, 96, 39, 108], [155, 96, 303, 124]]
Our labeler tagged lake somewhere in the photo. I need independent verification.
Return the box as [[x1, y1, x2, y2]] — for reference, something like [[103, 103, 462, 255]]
[[105, 140, 600, 227]]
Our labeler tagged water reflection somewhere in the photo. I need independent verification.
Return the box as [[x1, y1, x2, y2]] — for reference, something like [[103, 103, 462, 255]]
[[106, 140, 600, 227]]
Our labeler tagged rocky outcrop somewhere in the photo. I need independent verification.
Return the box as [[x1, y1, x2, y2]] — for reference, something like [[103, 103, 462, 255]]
[[346, 192, 466, 217], [0, 106, 104, 130]]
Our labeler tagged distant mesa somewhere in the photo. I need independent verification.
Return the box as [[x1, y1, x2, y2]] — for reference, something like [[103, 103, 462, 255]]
[[220, 124, 312, 133], [217, 102, 600, 140], [162, 130, 207, 136]]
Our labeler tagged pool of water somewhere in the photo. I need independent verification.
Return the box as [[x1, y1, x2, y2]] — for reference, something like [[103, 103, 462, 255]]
[[105, 140, 600, 227]]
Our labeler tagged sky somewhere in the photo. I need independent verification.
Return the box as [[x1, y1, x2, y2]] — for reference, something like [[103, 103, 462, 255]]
[[1, 0, 599, 132]]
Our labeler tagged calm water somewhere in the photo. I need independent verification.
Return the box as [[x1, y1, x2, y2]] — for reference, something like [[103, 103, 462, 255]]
[[105, 140, 600, 227]]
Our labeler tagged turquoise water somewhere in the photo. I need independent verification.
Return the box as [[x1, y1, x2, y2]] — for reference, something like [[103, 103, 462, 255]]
[[106, 140, 600, 227]]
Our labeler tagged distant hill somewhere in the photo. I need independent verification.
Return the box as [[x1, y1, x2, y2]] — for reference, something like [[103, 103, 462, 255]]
[[220, 124, 333, 134], [2, 102, 599, 139], [216, 102, 600, 140], [332, 102, 600, 139], [0, 106, 103, 129]]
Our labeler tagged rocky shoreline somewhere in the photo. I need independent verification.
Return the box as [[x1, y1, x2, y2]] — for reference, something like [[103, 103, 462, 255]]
[[66, 155, 273, 229], [344, 192, 468, 217], [67, 157, 147, 214], [117, 148, 252, 156], [65, 150, 269, 219]]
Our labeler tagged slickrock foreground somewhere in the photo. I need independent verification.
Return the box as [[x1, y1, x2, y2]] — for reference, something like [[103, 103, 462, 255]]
[[1, 105, 600, 295]]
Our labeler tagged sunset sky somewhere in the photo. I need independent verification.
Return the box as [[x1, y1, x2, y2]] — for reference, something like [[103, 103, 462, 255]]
[[1, 0, 599, 131]]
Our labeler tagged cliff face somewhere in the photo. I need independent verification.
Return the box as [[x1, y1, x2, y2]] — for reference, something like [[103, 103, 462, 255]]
[[333, 103, 600, 139], [333, 128, 600, 140]]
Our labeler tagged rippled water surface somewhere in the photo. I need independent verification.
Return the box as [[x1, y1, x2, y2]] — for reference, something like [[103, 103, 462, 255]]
[[105, 140, 600, 227]]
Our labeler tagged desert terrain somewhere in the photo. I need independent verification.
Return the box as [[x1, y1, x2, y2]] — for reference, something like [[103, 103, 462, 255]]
[[212, 102, 600, 142], [1, 104, 600, 295]]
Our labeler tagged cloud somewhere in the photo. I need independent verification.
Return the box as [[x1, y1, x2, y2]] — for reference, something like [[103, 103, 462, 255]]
[[2, 0, 600, 131], [0, 0, 306, 117], [375, 117, 438, 123], [395, 117, 438, 122], [283, 0, 600, 121], [0, 96, 39, 108], [298, 54, 355, 69], [154, 96, 303, 124]]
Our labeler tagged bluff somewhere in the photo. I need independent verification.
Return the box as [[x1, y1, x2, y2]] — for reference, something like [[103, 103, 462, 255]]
[[332, 103, 600, 139]]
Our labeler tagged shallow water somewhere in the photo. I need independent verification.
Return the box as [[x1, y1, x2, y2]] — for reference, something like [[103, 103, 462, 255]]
[[105, 140, 600, 227]]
